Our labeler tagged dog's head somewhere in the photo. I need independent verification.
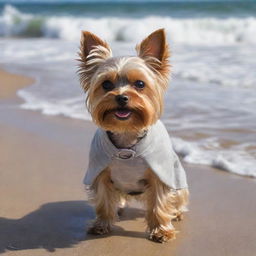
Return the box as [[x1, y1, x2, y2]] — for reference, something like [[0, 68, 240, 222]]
[[78, 29, 170, 133]]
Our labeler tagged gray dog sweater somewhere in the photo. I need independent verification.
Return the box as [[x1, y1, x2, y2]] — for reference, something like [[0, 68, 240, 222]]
[[84, 120, 188, 192]]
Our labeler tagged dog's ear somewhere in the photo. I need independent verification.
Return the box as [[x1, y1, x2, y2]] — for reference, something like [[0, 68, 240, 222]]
[[136, 29, 170, 76], [80, 31, 111, 60], [78, 31, 112, 92]]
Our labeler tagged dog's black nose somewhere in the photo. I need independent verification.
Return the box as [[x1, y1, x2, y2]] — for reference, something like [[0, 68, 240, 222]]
[[115, 95, 129, 106]]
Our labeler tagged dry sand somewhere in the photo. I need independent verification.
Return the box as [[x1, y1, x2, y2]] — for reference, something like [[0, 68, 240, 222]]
[[0, 69, 256, 256]]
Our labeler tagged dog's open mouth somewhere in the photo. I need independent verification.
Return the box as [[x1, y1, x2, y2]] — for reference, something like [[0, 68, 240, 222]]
[[114, 108, 132, 120]]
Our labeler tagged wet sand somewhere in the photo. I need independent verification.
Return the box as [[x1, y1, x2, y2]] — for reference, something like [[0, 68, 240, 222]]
[[1, 69, 256, 256], [0, 69, 34, 100]]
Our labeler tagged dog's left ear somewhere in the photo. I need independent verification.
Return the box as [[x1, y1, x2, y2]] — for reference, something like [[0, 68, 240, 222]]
[[136, 29, 170, 75]]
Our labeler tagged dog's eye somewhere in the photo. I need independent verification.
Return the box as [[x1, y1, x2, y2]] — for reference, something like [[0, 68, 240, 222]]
[[102, 80, 114, 91], [134, 80, 145, 89]]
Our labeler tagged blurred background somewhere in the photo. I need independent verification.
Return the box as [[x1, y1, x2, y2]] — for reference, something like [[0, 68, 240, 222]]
[[0, 0, 255, 178]]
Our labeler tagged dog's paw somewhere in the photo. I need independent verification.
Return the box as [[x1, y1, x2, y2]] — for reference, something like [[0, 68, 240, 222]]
[[149, 229, 176, 243], [87, 223, 110, 235]]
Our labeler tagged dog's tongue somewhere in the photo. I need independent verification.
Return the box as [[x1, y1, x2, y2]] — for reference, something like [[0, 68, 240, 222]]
[[115, 109, 131, 118]]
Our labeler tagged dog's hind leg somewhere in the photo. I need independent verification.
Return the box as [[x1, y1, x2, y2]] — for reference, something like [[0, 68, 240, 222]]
[[87, 168, 119, 235]]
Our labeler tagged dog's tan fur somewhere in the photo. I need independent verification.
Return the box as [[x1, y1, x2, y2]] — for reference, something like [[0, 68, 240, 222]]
[[78, 29, 189, 243]]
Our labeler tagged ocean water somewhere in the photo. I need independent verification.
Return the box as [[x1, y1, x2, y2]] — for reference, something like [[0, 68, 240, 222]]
[[0, 1, 255, 178]]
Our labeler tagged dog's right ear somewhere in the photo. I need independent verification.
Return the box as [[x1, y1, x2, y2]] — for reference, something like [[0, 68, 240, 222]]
[[78, 31, 112, 92], [79, 31, 111, 61]]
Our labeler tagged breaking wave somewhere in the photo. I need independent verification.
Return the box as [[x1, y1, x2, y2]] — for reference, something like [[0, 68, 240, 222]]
[[1, 4, 256, 45]]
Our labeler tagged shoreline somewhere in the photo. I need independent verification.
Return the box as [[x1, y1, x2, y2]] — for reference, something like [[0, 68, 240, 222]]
[[1, 69, 256, 255], [0, 69, 35, 100]]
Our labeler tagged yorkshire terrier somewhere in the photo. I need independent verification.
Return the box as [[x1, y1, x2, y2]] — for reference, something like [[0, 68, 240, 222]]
[[78, 29, 189, 243]]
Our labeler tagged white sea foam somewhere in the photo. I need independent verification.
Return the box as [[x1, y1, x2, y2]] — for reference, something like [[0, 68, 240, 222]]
[[172, 137, 256, 178], [1, 5, 256, 45], [17, 90, 91, 120]]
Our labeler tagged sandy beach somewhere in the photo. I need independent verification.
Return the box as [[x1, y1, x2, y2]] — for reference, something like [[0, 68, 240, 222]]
[[1, 69, 256, 256], [0, 70, 34, 100]]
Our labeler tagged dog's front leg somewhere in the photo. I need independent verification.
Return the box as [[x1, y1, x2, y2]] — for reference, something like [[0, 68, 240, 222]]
[[145, 169, 177, 243], [88, 168, 119, 235]]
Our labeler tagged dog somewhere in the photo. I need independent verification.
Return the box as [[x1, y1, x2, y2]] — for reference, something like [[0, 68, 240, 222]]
[[78, 29, 189, 243]]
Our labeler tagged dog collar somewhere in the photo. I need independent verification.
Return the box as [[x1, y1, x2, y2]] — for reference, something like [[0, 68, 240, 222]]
[[106, 129, 148, 149], [107, 130, 148, 160], [113, 148, 136, 160]]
